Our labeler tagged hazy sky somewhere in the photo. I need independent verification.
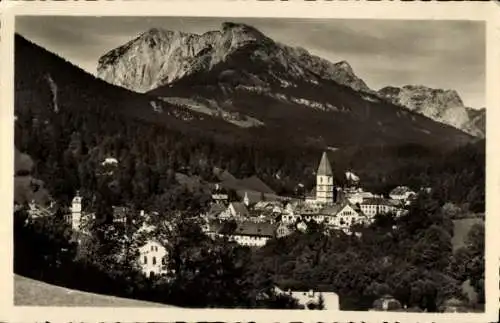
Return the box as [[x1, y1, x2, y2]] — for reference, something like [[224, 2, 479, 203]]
[[16, 16, 486, 108]]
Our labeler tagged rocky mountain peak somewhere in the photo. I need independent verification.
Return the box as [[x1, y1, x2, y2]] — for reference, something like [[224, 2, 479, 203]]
[[221, 22, 267, 39], [334, 60, 354, 73], [97, 22, 374, 94]]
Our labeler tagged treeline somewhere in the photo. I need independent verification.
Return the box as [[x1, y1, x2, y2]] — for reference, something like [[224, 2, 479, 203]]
[[250, 193, 485, 311]]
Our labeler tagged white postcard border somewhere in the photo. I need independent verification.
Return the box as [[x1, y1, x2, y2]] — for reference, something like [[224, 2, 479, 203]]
[[1, 1, 499, 322]]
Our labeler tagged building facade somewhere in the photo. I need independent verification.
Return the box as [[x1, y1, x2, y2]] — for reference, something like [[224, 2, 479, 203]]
[[138, 240, 168, 278]]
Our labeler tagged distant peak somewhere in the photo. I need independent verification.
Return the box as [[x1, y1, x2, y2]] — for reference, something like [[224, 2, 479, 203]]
[[146, 27, 164, 34], [140, 27, 170, 38], [222, 22, 255, 31], [221, 21, 267, 39]]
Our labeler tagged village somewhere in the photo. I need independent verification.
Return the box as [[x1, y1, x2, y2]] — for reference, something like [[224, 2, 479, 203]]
[[22, 151, 426, 310]]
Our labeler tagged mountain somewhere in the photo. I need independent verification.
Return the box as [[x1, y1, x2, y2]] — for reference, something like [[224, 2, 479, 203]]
[[465, 107, 486, 138], [15, 32, 484, 208], [377, 85, 485, 137], [96, 23, 472, 149], [14, 34, 252, 144], [98, 23, 373, 94]]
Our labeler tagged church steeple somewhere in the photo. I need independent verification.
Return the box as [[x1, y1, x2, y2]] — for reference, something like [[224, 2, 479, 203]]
[[317, 151, 333, 176], [316, 151, 334, 204], [243, 191, 250, 207]]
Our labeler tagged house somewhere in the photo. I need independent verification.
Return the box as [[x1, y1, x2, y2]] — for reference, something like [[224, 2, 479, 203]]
[[206, 219, 277, 247], [302, 202, 367, 230], [229, 221, 277, 247], [389, 186, 416, 202], [220, 202, 250, 219], [370, 294, 402, 311], [138, 239, 168, 278], [344, 188, 378, 204], [440, 298, 469, 313], [276, 223, 293, 238], [206, 203, 227, 218], [360, 197, 400, 218], [274, 286, 340, 310], [211, 183, 229, 204], [112, 206, 129, 224]]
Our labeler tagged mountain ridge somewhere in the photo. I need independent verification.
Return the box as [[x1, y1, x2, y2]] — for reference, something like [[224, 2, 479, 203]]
[[96, 22, 483, 138], [16, 32, 473, 155], [97, 22, 373, 95], [377, 85, 485, 137]]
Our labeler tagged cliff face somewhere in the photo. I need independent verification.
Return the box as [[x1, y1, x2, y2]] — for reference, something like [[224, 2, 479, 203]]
[[97, 22, 372, 94], [378, 85, 484, 137]]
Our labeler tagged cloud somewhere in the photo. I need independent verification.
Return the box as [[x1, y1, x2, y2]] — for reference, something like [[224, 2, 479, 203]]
[[16, 16, 485, 108]]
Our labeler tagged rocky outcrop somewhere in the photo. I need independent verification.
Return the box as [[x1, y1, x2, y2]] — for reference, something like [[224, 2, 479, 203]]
[[378, 85, 484, 137], [97, 22, 372, 94]]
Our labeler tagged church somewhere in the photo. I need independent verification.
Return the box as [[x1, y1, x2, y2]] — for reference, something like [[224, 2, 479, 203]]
[[305, 151, 341, 205]]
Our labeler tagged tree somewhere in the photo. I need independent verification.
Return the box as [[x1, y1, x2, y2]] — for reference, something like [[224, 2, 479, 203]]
[[449, 223, 484, 304], [409, 225, 453, 271]]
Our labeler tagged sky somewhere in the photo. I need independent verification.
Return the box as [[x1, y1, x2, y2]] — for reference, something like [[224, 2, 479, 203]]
[[16, 16, 486, 108]]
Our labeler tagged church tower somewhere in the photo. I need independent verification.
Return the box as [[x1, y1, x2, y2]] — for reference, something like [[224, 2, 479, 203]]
[[316, 151, 334, 204], [71, 191, 82, 231]]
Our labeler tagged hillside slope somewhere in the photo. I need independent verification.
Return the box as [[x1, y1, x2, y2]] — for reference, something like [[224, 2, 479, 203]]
[[15, 275, 174, 307], [14, 34, 251, 145]]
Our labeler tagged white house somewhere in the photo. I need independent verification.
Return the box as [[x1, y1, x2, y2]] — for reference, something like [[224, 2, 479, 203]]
[[321, 203, 367, 229], [360, 198, 400, 218], [205, 219, 277, 248], [274, 287, 340, 310], [344, 188, 377, 205], [138, 239, 168, 278]]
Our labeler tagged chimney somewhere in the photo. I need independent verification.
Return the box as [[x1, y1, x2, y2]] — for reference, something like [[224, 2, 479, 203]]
[[140, 210, 145, 217]]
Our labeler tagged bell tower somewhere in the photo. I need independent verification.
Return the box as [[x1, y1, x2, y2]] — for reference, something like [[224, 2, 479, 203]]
[[71, 191, 82, 231], [316, 152, 334, 204]]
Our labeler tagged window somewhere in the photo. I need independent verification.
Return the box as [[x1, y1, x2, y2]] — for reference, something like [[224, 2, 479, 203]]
[[144, 256, 147, 264], [153, 256, 157, 265]]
